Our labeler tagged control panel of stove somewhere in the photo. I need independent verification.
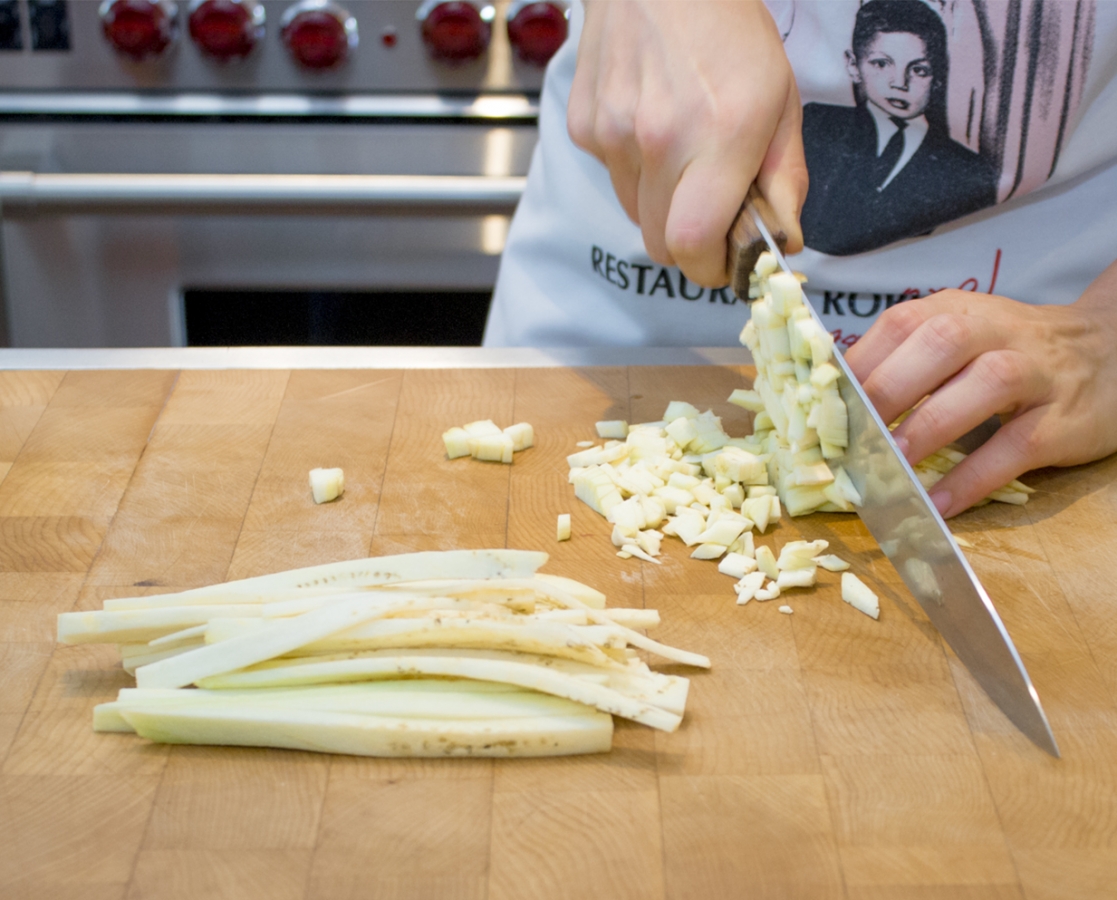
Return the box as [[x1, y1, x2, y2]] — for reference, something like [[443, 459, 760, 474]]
[[0, 0, 566, 92]]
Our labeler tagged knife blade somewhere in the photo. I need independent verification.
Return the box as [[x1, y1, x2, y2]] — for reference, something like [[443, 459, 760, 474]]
[[731, 196, 1059, 757]]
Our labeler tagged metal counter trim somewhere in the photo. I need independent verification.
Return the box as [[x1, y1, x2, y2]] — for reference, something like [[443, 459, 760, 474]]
[[0, 347, 753, 370]]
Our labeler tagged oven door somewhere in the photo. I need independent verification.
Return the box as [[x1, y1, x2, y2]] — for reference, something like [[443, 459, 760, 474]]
[[0, 106, 535, 347]]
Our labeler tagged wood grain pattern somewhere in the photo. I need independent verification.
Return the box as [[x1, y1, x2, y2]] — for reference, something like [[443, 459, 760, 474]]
[[1, 365, 1116, 899]]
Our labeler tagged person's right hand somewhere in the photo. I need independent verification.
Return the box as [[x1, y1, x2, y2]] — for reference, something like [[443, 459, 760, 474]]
[[567, 0, 808, 288]]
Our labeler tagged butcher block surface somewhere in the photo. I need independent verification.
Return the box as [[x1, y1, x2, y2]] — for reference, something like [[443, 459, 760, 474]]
[[2, 365, 1117, 900]]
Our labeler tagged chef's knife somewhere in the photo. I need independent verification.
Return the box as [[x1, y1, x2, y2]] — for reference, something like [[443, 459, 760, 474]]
[[729, 194, 1059, 757]]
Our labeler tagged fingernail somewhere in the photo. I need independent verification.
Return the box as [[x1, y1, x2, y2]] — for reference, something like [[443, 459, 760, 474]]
[[930, 490, 952, 518], [894, 435, 909, 458]]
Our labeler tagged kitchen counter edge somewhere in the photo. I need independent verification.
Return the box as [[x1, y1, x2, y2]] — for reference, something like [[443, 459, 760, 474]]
[[0, 346, 754, 370]]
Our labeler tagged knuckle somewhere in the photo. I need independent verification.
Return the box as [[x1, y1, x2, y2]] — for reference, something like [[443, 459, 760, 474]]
[[632, 108, 674, 161], [862, 369, 905, 413], [920, 313, 973, 357], [875, 303, 926, 344], [975, 350, 1029, 397], [910, 401, 953, 444], [1000, 419, 1045, 465], [593, 106, 634, 156], [666, 220, 714, 264], [567, 107, 592, 150]]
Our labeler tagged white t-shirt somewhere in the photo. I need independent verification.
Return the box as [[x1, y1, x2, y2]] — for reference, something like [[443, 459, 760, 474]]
[[485, 0, 1117, 349]]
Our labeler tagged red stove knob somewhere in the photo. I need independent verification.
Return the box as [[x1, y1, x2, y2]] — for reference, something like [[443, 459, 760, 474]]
[[417, 1, 493, 63], [507, 1, 567, 66], [99, 0, 178, 60], [188, 0, 264, 61], [281, 0, 357, 70]]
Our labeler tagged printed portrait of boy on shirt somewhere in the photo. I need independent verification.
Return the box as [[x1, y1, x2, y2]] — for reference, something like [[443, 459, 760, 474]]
[[800, 0, 997, 256]]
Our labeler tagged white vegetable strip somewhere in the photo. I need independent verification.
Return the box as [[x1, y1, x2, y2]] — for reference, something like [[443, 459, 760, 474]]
[[120, 641, 206, 675], [149, 624, 209, 648], [375, 576, 607, 610], [119, 706, 613, 758], [261, 592, 529, 620], [101, 549, 549, 611], [96, 680, 600, 732], [58, 604, 265, 645], [135, 595, 429, 689], [196, 649, 684, 731], [280, 618, 624, 668], [521, 582, 711, 669]]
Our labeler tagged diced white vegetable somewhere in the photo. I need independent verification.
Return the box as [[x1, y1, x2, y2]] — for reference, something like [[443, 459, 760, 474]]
[[741, 496, 771, 534], [665, 416, 698, 449], [639, 495, 668, 528], [504, 422, 535, 451], [734, 571, 766, 605], [694, 516, 748, 547], [778, 605, 794, 615], [690, 543, 728, 561], [621, 543, 662, 565], [463, 419, 502, 437], [669, 514, 707, 547], [830, 466, 862, 507], [595, 420, 629, 439], [816, 392, 848, 449], [612, 524, 637, 548], [782, 484, 828, 517], [663, 401, 700, 421], [715, 448, 767, 485], [755, 545, 779, 580], [607, 497, 647, 531], [556, 514, 571, 542], [721, 483, 745, 509], [470, 433, 514, 464], [809, 363, 841, 389], [636, 530, 663, 557], [727, 389, 765, 412], [572, 467, 623, 517], [443, 427, 472, 459], [754, 251, 779, 279], [776, 568, 816, 590], [729, 531, 755, 559], [777, 540, 828, 571], [814, 554, 850, 572], [309, 467, 345, 504], [754, 582, 781, 601], [841, 572, 880, 619], [767, 271, 802, 316], [718, 552, 757, 580]]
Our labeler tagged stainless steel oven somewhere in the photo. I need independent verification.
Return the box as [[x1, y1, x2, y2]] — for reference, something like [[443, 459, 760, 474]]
[[0, 0, 562, 347]]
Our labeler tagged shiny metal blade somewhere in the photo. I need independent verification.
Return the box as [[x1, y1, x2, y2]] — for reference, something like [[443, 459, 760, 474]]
[[749, 207, 1059, 757]]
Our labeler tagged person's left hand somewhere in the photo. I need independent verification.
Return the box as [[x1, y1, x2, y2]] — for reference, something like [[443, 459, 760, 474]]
[[843, 261, 1117, 517]]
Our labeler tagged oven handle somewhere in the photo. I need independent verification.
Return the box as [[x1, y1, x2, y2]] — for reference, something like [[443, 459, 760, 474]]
[[0, 172, 526, 215]]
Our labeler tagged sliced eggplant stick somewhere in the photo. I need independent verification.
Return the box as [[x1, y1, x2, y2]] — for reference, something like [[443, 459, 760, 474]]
[[119, 706, 614, 758], [196, 649, 684, 731], [136, 595, 432, 689], [101, 549, 550, 611]]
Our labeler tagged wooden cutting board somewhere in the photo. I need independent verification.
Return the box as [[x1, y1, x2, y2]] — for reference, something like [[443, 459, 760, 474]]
[[1, 365, 1116, 900]]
